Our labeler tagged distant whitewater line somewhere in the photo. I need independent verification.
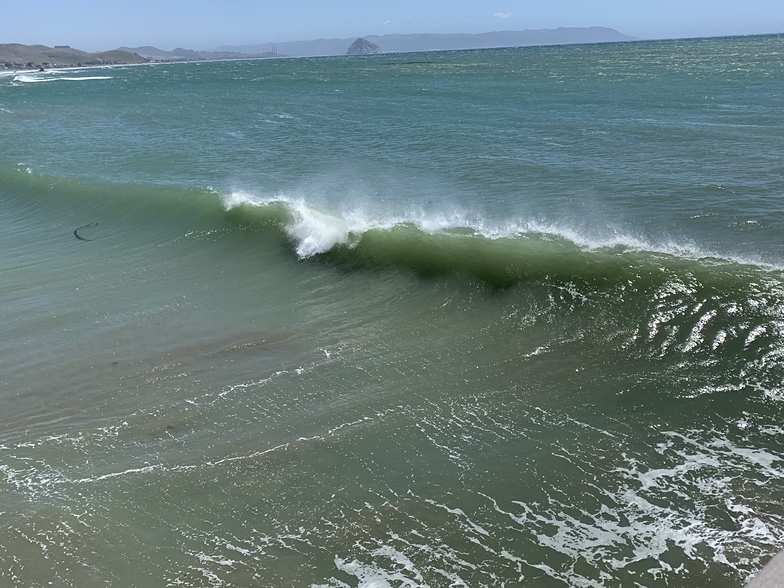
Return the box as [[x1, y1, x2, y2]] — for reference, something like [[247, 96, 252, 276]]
[[11, 73, 113, 84]]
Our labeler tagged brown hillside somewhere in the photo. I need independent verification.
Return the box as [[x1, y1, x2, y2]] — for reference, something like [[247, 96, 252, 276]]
[[0, 43, 147, 69]]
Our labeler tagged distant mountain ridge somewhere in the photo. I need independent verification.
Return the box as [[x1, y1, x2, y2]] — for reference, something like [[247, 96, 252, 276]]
[[1, 27, 637, 71], [215, 27, 637, 57]]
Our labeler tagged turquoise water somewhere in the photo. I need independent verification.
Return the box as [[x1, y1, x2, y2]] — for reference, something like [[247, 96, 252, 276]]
[[1, 35, 783, 587]]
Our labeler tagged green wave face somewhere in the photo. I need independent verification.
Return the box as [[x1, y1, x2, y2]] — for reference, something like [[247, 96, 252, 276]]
[[4, 166, 783, 293]]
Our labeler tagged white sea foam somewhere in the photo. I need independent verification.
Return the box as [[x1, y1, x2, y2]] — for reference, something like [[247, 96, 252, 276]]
[[331, 549, 428, 588]]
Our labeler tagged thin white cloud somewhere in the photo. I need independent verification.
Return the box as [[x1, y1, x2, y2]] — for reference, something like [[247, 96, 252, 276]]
[[494, 12, 512, 19]]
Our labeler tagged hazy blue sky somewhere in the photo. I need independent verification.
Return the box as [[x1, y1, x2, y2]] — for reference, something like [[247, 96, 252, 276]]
[[4, 0, 783, 51]]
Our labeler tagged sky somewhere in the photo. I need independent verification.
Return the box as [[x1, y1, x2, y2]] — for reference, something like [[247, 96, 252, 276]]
[[3, 0, 783, 52]]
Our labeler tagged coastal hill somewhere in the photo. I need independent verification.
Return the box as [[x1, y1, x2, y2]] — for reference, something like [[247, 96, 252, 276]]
[[0, 44, 146, 70]]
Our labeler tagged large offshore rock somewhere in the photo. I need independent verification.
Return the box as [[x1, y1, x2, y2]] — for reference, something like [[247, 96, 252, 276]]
[[346, 38, 382, 55]]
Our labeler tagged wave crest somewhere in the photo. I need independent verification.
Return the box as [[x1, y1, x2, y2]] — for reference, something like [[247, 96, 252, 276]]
[[222, 190, 784, 291]]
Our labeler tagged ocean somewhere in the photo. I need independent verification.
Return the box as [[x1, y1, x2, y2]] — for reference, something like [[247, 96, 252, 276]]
[[1, 34, 783, 587]]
